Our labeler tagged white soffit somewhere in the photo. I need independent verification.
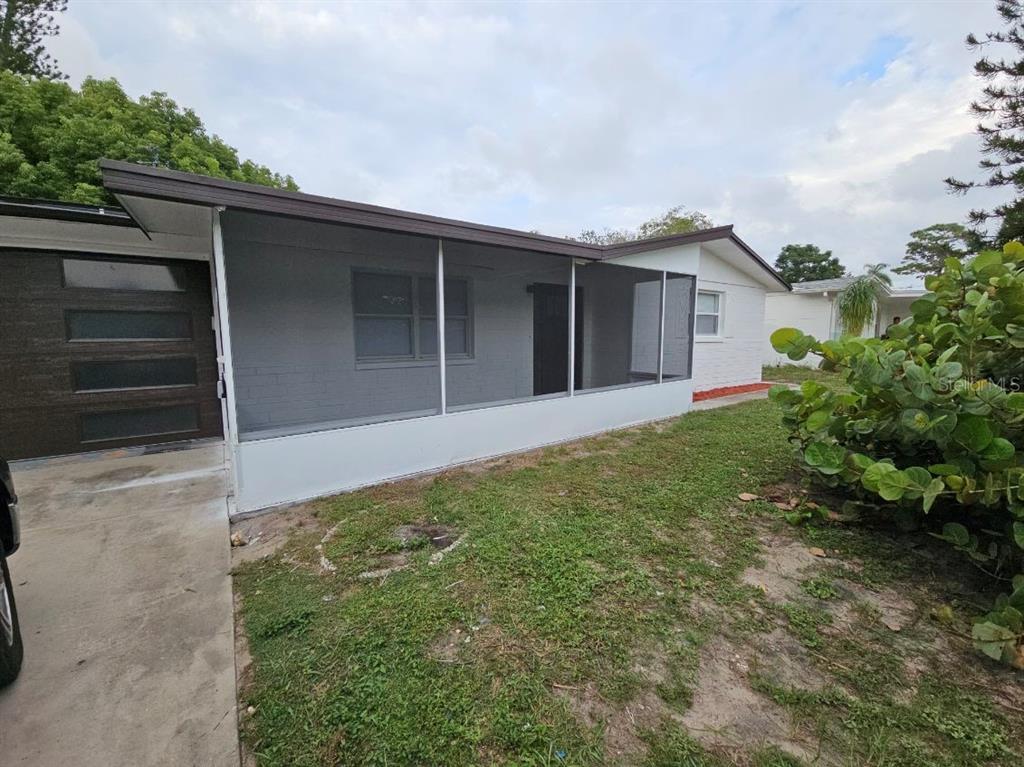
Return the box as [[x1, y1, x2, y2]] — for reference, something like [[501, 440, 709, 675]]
[[702, 238, 788, 292], [115, 194, 213, 257]]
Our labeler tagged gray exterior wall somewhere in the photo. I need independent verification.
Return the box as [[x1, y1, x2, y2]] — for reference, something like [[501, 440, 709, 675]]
[[441, 240, 569, 409], [223, 212, 439, 436], [222, 212, 685, 438]]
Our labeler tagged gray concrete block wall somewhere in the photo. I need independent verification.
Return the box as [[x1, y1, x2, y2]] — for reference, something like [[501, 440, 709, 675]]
[[221, 212, 692, 437], [444, 241, 569, 407], [223, 214, 572, 436], [223, 213, 441, 435]]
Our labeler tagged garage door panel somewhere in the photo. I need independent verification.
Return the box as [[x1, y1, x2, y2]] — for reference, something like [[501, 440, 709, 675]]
[[1, 251, 223, 459]]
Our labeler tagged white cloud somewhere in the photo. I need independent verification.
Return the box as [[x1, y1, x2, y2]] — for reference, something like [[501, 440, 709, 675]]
[[47, 0, 1013, 274]]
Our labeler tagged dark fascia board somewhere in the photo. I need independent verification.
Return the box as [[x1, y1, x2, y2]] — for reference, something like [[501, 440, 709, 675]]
[[98, 160, 789, 288], [597, 225, 737, 257], [0, 194, 134, 227], [100, 160, 599, 259], [704, 229, 792, 291], [601, 226, 789, 289]]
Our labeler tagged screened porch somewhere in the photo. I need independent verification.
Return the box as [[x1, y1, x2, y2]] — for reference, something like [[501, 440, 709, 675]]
[[220, 211, 696, 442]]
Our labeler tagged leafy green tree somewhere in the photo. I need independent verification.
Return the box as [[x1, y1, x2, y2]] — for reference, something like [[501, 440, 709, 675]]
[[946, 0, 1024, 244], [773, 244, 845, 284], [895, 223, 981, 277], [576, 205, 712, 245], [836, 263, 891, 336], [770, 243, 1024, 667], [0, 0, 66, 79], [0, 73, 298, 204]]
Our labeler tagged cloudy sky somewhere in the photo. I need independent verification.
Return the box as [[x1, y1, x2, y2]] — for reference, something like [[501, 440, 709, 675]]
[[51, 1, 1009, 284]]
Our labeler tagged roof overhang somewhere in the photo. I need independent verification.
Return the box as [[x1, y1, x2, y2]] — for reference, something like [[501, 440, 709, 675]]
[[99, 160, 788, 288], [0, 194, 135, 227]]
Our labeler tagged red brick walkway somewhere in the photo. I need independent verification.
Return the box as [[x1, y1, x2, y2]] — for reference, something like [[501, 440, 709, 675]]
[[692, 382, 772, 402]]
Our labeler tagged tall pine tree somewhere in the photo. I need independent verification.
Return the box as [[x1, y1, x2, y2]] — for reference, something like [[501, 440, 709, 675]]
[[947, 0, 1024, 244], [894, 223, 984, 277], [0, 0, 67, 79]]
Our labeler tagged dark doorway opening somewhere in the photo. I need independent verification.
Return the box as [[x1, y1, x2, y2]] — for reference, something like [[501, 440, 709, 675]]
[[531, 283, 583, 396]]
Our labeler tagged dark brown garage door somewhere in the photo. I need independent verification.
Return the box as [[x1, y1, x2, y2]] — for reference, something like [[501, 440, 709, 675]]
[[0, 251, 223, 459]]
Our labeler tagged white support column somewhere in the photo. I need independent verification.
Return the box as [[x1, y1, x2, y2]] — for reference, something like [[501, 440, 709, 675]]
[[211, 207, 240, 448], [568, 259, 576, 396], [657, 271, 667, 384], [436, 239, 447, 415]]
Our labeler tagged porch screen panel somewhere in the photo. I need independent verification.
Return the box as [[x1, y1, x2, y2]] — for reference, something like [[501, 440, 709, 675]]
[[441, 242, 572, 411], [663, 273, 696, 380], [575, 262, 663, 392], [221, 212, 441, 440]]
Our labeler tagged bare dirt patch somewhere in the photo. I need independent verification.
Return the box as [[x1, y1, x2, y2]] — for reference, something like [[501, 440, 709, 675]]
[[395, 523, 458, 549], [681, 637, 827, 764], [230, 502, 325, 565], [741, 535, 832, 602], [828, 578, 919, 633], [358, 551, 411, 580], [428, 626, 470, 663], [358, 523, 463, 579], [750, 628, 829, 692], [556, 682, 674, 762]]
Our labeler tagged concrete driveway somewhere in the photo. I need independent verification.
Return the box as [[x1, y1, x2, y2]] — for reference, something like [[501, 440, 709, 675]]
[[0, 442, 238, 767]]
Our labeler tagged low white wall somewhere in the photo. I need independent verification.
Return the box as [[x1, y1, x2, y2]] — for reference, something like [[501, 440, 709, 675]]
[[232, 378, 693, 512]]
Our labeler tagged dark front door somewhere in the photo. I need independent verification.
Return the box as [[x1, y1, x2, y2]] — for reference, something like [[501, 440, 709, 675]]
[[0, 251, 223, 459], [532, 283, 583, 396]]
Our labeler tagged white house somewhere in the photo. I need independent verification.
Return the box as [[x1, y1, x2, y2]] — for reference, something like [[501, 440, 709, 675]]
[[762, 277, 924, 367], [1, 162, 788, 513]]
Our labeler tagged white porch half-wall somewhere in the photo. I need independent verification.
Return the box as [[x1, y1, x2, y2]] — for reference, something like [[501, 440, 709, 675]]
[[233, 376, 693, 512]]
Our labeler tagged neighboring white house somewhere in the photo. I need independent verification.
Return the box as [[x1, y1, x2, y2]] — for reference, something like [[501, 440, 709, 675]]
[[762, 277, 925, 367], [1, 162, 788, 512]]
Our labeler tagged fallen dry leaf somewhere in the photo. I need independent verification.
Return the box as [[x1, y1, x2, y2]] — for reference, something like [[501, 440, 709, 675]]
[[738, 493, 760, 502], [808, 547, 827, 558]]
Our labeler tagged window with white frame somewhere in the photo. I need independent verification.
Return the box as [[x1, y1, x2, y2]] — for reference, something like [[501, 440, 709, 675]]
[[352, 270, 471, 361], [695, 290, 722, 336]]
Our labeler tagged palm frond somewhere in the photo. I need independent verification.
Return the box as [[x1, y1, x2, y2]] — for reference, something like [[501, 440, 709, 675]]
[[836, 264, 891, 335], [865, 263, 893, 286]]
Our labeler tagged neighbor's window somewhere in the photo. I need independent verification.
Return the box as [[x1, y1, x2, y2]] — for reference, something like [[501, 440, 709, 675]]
[[695, 291, 721, 336], [353, 270, 471, 361]]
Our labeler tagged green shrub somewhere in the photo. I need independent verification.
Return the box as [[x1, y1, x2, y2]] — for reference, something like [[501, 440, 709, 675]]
[[769, 243, 1024, 667]]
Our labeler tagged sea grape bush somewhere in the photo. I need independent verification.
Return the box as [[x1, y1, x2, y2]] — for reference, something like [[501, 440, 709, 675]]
[[769, 243, 1024, 667]]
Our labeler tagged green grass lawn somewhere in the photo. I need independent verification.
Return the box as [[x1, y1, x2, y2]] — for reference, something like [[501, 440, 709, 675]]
[[234, 395, 1023, 767], [762, 364, 848, 390]]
